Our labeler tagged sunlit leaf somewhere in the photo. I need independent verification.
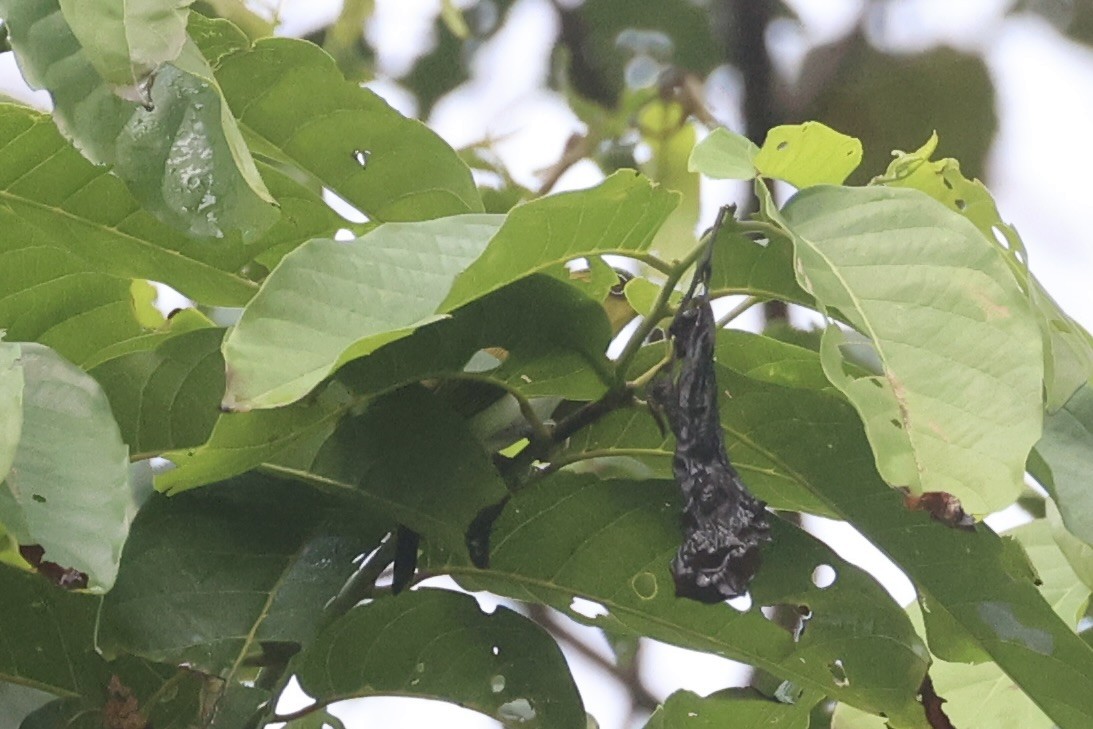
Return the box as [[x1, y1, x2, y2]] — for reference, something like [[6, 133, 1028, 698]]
[[439, 475, 929, 721], [58, 0, 190, 91], [0, 1, 277, 238], [753, 122, 862, 188], [688, 127, 760, 180], [99, 473, 389, 675], [0, 344, 136, 591], [645, 688, 813, 729], [212, 35, 482, 221], [297, 589, 585, 727], [777, 184, 1043, 514]]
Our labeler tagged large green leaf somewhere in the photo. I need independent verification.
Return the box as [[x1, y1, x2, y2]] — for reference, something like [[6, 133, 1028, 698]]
[[164, 275, 613, 492], [268, 386, 508, 556], [0, 341, 23, 482], [0, 1, 277, 239], [58, 0, 190, 91], [220, 215, 502, 410], [90, 327, 225, 458], [707, 222, 815, 307], [439, 475, 929, 721], [777, 184, 1043, 514], [1034, 381, 1093, 547], [0, 344, 136, 591], [296, 589, 586, 728], [442, 171, 677, 310], [212, 35, 482, 222], [0, 104, 335, 306], [874, 133, 1093, 410], [705, 355, 1093, 728], [644, 688, 812, 729], [99, 473, 389, 676]]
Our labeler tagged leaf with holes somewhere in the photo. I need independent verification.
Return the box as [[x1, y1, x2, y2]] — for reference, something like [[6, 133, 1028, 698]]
[[267, 386, 508, 557], [0, 344, 136, 591], [211, 34, 482, 222], [57, 0, 190, 92], [220, 215, 502, 410], [705, 353, 1093, 729], [776, 184, 1043, 515], [0, 1, 277, 239], [753, 122, 862, 188], [296, 589, 586, 728], [98, 473, 389, 675], [435, 474, 928, 721], [645, 688, 814, 729], [90, 327, 226, 458], [707, 222, 815, 308]]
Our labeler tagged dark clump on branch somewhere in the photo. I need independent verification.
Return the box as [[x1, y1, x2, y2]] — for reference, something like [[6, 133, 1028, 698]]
[[650, 209, 771, 603]]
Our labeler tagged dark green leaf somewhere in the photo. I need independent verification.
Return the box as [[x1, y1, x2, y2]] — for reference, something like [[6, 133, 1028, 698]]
[[268, 386, 508, 556], [438, 474, 929, 720], [708, 224, 815, 307], [1, 344, 136, 591], [99, 473, 389, 676], [212, 36, 482, 221], [296, 589, 586, 728]]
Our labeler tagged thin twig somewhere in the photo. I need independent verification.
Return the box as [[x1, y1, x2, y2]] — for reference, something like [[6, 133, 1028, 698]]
[[715, 295, 761, 328]]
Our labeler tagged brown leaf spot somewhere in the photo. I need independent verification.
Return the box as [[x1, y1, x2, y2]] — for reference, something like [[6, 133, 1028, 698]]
[[102, 675, 149, 729], [18, 545, 88, 590], [902, 490, 976, 531]]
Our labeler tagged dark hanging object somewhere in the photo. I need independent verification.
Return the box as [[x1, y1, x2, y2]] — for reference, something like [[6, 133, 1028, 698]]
[[650, 207, 772, 603]]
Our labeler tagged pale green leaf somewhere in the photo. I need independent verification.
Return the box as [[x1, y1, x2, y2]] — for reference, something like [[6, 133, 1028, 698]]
[[297, 589, 586, 728], [99, 473, 389, 676], [874, 133, 1093, 410], [637, 100, 699, 261], [0, 341, 22, 482], [688, 127, 760, 179], [0, 1, 277, 239], [441, 171, 678, 310], [58, 0, 191, 90], [212, 35, 482, 222], [221, 215, 503, 410], [779, 185, 1043, 514], [1035, 382, 1093, 547], [645, 688, 812, 729], [0, 344, 136, 591], [753, 122, 862, 188], [439, 474, 929, 720]]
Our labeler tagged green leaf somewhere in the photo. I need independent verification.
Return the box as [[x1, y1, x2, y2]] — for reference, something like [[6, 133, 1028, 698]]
[[637, 100, 700, 261], [0, 565, 101, 695], [874, 133, 1093, 410], [753, 122, 862, 188], [0, 341, 23, 482], [268, 386, 508, 555], [440, 475, 929, 720], [0, 1, 278, 239], [704, 356, 1093, 729], [708, 223, 815, 307], [0, 683, 53, 727], [296, 589, 586, 728], [1035, 381, 1093, 547], [645, 688, 812, 729], [58, 0, 190, 90], [221, 215, 502, 410], [212, 36, 482, 221], [1, 344, 136, 591], [99, 473, 389, 676], [688, 127, 760, 180], [442, 171, 678, 311], [778, 185, 1043, 514], [0, 103, 268, 305], [90, 327, 226, 458]]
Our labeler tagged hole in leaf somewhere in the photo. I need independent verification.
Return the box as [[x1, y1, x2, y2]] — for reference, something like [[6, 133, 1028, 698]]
[[890, 418, 901, 428], [491, 646, 501, 656], [811, 564, 837, 589], [954, 198, 967, 210], [490, 674, 506, 693], [334, 228, 355, 241], [942, 177, 953, 189], [776, 141, 788, 151], [352, 149, 371, 167], [569, 596, 609, 619], [497, 698, 537, 724], [31, 494, 46, 503], [761, 603, 811, 641], [727, 592, 753, 612], [828, 658, 849, 687], [991, 225, 1011, 250]]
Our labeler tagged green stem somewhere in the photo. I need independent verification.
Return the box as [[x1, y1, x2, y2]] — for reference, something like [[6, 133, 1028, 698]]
[[736, 219, 789, 241], [442, 372, 554, 447], [322, 536, 397, 622], [715, 295, 761, 328]]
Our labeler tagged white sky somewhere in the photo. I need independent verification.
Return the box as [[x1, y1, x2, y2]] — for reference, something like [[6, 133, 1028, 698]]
[[2, 1, 1090, 727]]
